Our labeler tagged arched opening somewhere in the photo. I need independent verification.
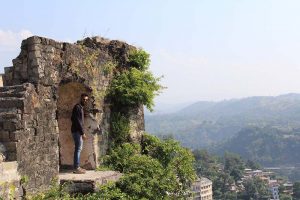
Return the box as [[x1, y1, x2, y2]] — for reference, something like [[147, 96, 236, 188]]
[[57, 82, 97, 170]]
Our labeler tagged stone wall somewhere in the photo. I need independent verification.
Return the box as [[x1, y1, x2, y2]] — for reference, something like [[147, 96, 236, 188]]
[[0, 83, 58, 194], [128, 105, 145, 143], [0, 36, 145, 194]]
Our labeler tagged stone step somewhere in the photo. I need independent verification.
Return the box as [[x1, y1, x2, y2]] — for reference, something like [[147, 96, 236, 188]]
[[0, 91, 25, 98], [0, 84, 26, 93], [0, 97, 25, 109], [0, 108, 19, 113], [0, 111, 21, 121], [0, 161, 20, 182], [59, 170, 122, 194]]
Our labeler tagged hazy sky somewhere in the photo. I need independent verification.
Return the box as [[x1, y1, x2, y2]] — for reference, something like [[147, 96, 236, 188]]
[[1, 0, 300, 104]]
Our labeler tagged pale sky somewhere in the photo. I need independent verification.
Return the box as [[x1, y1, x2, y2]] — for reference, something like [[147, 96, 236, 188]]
[[1, 0, 300, 104]]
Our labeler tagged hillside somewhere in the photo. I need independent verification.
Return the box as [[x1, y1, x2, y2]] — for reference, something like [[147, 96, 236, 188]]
[[213, 126, 300, 166], [145, 93, 300, 149]]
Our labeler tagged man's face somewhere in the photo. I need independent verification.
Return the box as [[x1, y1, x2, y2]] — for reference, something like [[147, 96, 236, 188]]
[[81, 96, 89, 106]]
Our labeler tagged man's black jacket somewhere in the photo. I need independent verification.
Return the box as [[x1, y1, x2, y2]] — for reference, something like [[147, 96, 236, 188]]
[[71, 103, 84, 135]]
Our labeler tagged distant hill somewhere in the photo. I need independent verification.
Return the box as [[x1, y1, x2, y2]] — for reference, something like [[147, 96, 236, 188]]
[[213, 126, 300, 166], [145, 93, 300, 149], [144, 101, 194, 115]]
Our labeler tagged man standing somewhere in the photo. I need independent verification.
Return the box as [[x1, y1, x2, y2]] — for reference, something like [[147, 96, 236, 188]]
[[71, 93, 88, 174]]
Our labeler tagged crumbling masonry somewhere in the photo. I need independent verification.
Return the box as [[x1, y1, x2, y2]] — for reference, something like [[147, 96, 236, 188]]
[[0, 36, 144, 197]]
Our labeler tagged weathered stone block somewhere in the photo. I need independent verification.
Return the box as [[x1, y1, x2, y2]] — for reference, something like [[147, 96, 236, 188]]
[[2, 142, 17, 152], [9, 131, 19, 141], [27, 36, 41, 45], [28, 50, 42, 59], [3, 121, 17, 131], [28, 44, 41, 51], [0, 98, 24, 109], [0, 130, 10, 142], [6, 152, 17, 161]]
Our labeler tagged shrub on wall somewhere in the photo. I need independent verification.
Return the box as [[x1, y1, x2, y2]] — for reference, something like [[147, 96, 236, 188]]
[[108, 48, 163, 146], [109, 48, 163, 112], [110, 112, 131, 147], [128, 48, 151, 71], [109, 68, 162, 111]]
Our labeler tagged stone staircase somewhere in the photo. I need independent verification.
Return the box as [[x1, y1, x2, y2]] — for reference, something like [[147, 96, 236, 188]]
[[0, 85, 28, 199], [0, 84, 27, 161]]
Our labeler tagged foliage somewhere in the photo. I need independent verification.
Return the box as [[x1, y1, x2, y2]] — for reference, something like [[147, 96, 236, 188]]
[[109, 68, 162, 111], [20, 175, 29, 185], [108, 48, 163, 112], [293, 182, 300, 199], [115, 155, 167, 199], [104, 143, 141, 172], [81, 182, 128, 200], [103, 134, 196, 199], [102, 61, 117, 76], [145, 93, 300, 159], [280, 193, 293, 200], [141, 134, 196, 192], [214, 126, 300, 166], [246, 159, 261, 170], [193, 149, 270, 200], [128, 48, 151, 71], [28, 180, 72, 200], [238, 177, 270, 200], [224, 152, 245, 181], [110, 112, 131, 146]]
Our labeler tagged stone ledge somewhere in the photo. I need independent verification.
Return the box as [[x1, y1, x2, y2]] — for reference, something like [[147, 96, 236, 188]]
[[0, 161, 20, 182], [59, 170, 122, 194]]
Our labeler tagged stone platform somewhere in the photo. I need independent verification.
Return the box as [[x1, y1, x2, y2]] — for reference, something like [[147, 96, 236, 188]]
[[59, 170, 122, 194], [0, 161, 22, 199]]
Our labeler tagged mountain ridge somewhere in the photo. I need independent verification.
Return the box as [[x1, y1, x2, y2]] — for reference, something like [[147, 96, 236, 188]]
[[145, 93, 300, 149]]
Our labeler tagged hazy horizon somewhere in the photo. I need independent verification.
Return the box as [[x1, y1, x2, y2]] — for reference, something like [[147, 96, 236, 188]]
[[2, 0, 300, 104]]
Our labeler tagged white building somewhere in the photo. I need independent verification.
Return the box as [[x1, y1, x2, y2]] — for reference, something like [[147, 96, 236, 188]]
[[191, 177, 213, 200], [269, 183, 279, 200]]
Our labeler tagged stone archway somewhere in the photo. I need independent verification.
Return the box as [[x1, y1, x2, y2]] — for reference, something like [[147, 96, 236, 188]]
[[57, 82, 97, 170]]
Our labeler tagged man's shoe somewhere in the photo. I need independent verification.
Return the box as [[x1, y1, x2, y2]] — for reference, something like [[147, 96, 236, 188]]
[[79, 167, 86, 172], [73, 167, 86, 174]]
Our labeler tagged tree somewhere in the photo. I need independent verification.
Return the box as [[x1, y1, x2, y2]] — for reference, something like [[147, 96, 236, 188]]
[[280, 193, 293, 200], [293, 182, 300, 200], [193, 150, 237, 200], [224, 152, 245, 181], [246, 159, 261, 170], [103, 134, 196, 199], [240, 177, 270, 200], [141, 134, 196, 195]]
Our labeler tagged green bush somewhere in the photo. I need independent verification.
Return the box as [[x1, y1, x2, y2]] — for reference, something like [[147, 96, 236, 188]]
[[108, 48, 163, 112], [104, 143, 141, 172], [28, 180, 72, 200], [110, 112, 131, 146], [128, 48, 150, 71], [109, 68, 162, 111], [104, 134, 196, 198]]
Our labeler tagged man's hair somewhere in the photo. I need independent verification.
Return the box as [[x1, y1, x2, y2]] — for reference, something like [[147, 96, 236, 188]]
[[81, 93, 88, 98]]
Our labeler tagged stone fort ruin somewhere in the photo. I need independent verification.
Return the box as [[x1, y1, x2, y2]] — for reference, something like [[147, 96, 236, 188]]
[[0, 36, 144, 197]]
